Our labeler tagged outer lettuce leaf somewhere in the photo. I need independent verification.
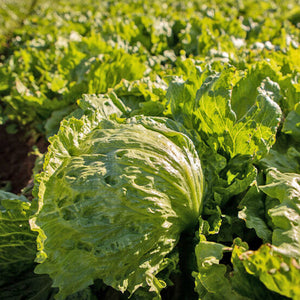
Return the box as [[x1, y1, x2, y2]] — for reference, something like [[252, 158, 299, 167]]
[[194, 71, 282, 159], [231, 239, 289, 300], [233, 60, 298, 115], [30, 112, 203, 299], [193, 221, 248, 300], [0, 191, 37, 286], [166, 62, 212, 129], [194, 263, 248, 300], [261, 144, 300, 174], [282, 102, 300, 139], [238, 184, 272, 243], [110, 76, 168, 117], [44, 106, 76, 138], [236, 156, 300, 299], [166, 64, 263, 216], [195, 157, 257, 248], [261, 101, 300, 174], [237, 167, 300, 297], [212, 158, 257, 208], [231, 62, 283, 119], [167, 62, 282, 161], [84, 50, 146, 95], [259, 169, 300, 261], [237, 169, 273, 244], [239, 244, 300, 299], [77, 93, 124, 119], [193, 221, 292, 300]]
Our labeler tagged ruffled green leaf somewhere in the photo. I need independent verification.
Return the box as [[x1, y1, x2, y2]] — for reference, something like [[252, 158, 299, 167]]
[[194, 71, 282, 159], [259, 169, 300, 260], [238, 183, 272, 243], [193, 232, 248, 300], [240, 244, 300, 299], [111, 76, 168, 117], [0, 191, 37, 286], [231, 239, 288, 300], [282, 102, 300, 139], [166, 63, 211, 129]]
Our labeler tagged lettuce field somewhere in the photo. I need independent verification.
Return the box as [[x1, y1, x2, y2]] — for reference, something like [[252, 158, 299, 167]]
[[1, 0, 300, 299]]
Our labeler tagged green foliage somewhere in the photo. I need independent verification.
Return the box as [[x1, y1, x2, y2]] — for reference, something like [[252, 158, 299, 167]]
[[0, 191, 37, 286], [240, 245, 300, 299], [0, 0, 300, 299]]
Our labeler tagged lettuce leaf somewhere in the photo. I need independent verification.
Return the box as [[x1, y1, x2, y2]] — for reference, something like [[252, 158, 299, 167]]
[[240, 244, 300, 299], [194, 72, 282, 159], [231, 239, 290, 300], [259, 169, 300, 261], [260, 100, 300, 174], [0, 191, 37, 286], [192, 223, 249, 300], [282, 102, 300, 139], [236, 167, 300, 299], [167, 63, 282, 160], [193, 242, 246, 300], [238, 184, 272, 243]]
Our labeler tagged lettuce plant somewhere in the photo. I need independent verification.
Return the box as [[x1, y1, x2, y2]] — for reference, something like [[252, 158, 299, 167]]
[[30, 97, 204, 299]]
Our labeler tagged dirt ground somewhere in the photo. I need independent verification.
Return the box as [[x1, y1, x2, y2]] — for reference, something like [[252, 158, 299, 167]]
[[0, 125, 48, 195]]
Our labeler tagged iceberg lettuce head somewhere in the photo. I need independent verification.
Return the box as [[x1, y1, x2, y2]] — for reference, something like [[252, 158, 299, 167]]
[[30, 103, 203, 299]]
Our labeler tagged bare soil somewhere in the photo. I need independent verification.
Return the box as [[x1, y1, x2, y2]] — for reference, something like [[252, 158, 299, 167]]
[[0, 125, 48, 195]]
